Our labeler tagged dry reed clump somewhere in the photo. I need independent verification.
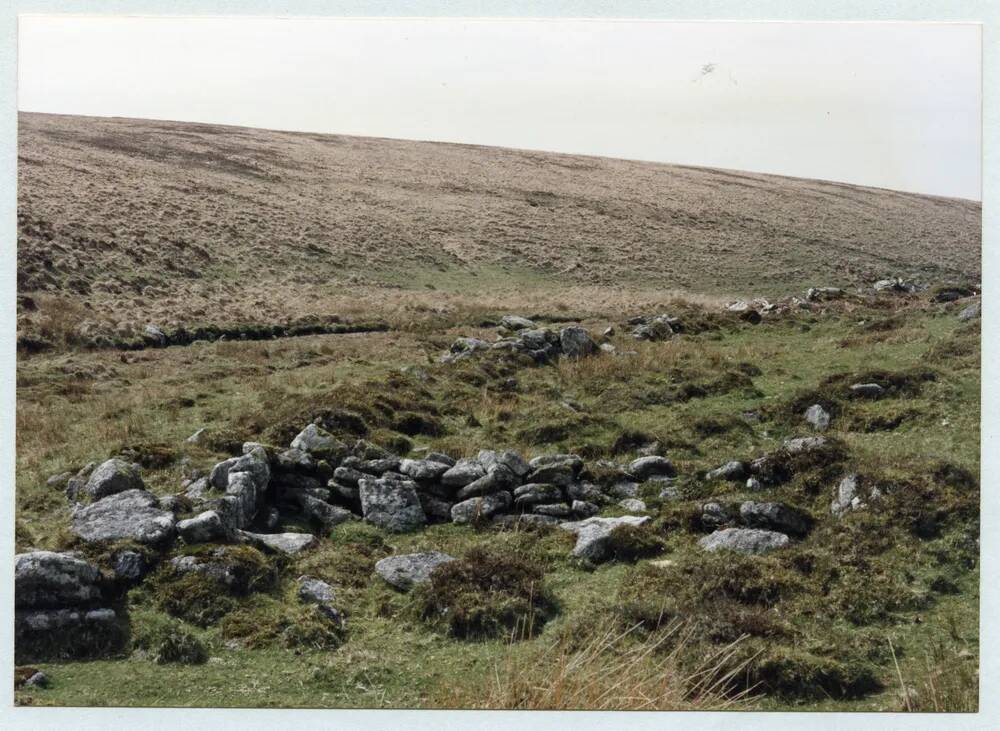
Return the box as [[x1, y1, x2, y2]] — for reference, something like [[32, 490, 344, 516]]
[[440, 621, 756, 711]]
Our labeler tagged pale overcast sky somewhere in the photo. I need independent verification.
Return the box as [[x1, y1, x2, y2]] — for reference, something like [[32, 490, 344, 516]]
[[18, 16, 981, 199]]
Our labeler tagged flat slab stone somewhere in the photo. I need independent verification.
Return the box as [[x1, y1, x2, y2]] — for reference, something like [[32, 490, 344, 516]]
[[242, 531, 317, 555], [698, 528, 790, 555], [15, 551, 103, 609], [71, 489, 175, 546], [375, 552, 456, 591]]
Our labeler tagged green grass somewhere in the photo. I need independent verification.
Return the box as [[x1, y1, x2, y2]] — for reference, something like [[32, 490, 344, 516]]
[[14, 296, 979, 710]]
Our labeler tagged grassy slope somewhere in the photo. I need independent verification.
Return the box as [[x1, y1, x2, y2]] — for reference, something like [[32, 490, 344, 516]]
[[15, 296, 980, 710], [17, 112, 981, 346]]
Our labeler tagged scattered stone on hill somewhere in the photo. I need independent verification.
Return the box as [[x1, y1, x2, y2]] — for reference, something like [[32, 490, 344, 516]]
[[560, 515, 651, 561], [850, 383, 886, 399], [143, 324, 167, 347], [705, 461, 747, 482], [699, 527, 790, 555], [82, 458, 144, 501], [110, 549, 151, 584], [806, 287, 844, 302], [727, 300, 751, 312], [242, 531, 316, 555], [15, 551, 103, 609], [701, 502, 730, 530], [375, 552, 456, 591], [185, 428, 207, 444], [440, 337, 491, 363], [627, 455, 676, 481], [71, 490, 175, 545], [559, 326, 597, 358], [500, 315, 536, 331], [932, 286, 975, 303], [618, 498, 647, 512], [630, 314, 679, 341], [297, 575, 343, 623], [830, 473, 883, 517], [46, 471, 73, 489], [602, 326, 615, 339], [873, 277, 920, 294], [739, 501, 811, 536], [783, 435, 829, 454], [959, 302, 980, 321], [359, 475, 426, 532], [451, 491, 512, 524], [22, 670, 50, 688], [804, 404, 832, 431], [746, 477, 764, 491]]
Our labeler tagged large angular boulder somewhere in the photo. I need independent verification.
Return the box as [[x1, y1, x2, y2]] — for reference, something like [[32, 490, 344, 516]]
[[513, 483, 564, 508], [242, 531, 316, 555], [501, 315, 537, 331], [398, 458, 451, 482], [359, 476, 426, 532], [441, 458, 486, 488], [478, 449, 531, 479], [559, 515, 651, 561], [705, 461, 747, 482], [71, 490, 175, 545], [374, 552, 456, 591], [698, 528, 790, 555], [177, 510, 230, 544], [83, 458, 144, 501], [455, 466, 518, 500], [15, 551, 103, 609]]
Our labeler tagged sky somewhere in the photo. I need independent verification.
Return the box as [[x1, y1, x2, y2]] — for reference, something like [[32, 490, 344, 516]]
[[17, 16, 982, 200]]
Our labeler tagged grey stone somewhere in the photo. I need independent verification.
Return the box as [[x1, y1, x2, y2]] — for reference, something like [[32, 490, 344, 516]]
[[501, 315, 537, 331], [606, 481, 640, 499], [83, 458, 144, 500], [15, 607, 126, 664], [451, 491, 512, 524], [441, 458, 486, 488], [699, 528, 790, 555], [566, 482, 606, 504], [357, 457, 401, 475], [425, 452, 456, 467], [830, 473, 882, 516], [15, 551, 103, 609], [243, 531, 316, 555], [24, 670, 50, 688], [959, 302, 980, 321], [571, 499, 601, 518], [478, 449, 531, 478], [71, 490, 175, 545], [739, 501, 811, 536], [533, 503, 573, 518], [46, 471, 74, 489], [177, 510, 230, 544], [298, 575, 335, 604], [333, 465, 367, 487], [513, 483, 564, 507], [297, 494, 354, 529], [783, 436, 829, 454], [418, 493, 455, 522], [627, 456, 676, 481], [850, 383, 886, 399], [455, 466, 517, 500], [560, 515, 652, 561], [804, 404, 832, 432], [185, 428, 208, 444], [701, 502, 730, 530], [493, 514, 560, 529], [559, 326, 597, 358], [746, 477, 764, 491], [705, 461, 747, 482], [291, 423, 347, 459], [618, 498, 647, 512], [143, 324, 167, 346], [359, 476, 426, 532], [375, 552, 456, 591], [399, 458, 451, 482], [111, 549, 151, 583]]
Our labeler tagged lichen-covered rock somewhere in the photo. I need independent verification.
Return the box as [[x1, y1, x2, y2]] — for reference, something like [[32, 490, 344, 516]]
[[83, 458, 144, 500], [451, 491, 512, 524], [15, 607, 127, 664], [478, 449, 531, 479], [297, 575, 343, 623], [513, 483, 563, 508], [15, 551, 103, 609], [71, 490, 175, 546], [500, 315, 536, 331], [455, 466, 518, 500], [441, 458, 486, 488], [559, 515, 651, 561], [618, 498, 647, 512], [291, 423, 348, 460], [782, 436, 829, 454], [698, 527, 790, 555], [359, 476, 426, 532], [374, 552, 456, 591]]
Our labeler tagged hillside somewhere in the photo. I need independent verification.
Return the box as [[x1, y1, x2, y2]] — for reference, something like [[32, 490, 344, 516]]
[[17, 112, 981, 338]]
